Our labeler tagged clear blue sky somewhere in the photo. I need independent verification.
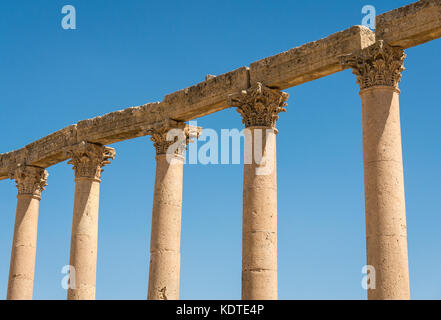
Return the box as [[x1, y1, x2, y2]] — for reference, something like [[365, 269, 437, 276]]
[[0, 0, 440, 300]]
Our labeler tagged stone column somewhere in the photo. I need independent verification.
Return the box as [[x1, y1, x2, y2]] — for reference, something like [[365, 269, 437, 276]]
[[65, 141, 115, 300], [229, 83, 289, 300], [342, 41, 410, 300], [7, 165, 48, 300], [146, 121, 200, 300]]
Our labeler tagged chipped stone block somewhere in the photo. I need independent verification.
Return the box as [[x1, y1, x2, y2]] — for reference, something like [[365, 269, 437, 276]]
[[249, 26, 375, 89], [162, 67, 249, 121], [24, 125, 78, 168], [0, 151, 16, 180], [76, 102, 165, 145], [376, 0, 441, 48]]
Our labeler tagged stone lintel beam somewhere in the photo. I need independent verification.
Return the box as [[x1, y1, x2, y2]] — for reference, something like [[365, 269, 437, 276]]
[[0, 25, 374, 183], [249, 26, 375, 89], [8, 8, 441, 181], [162, 67, 250, 121], [0, 103, 172, 180], [376, 0, 441, 49], [75, 102, 167, 144]]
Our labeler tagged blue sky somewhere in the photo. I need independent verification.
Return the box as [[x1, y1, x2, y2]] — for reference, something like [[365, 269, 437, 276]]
[[0, 0, 440, 300]]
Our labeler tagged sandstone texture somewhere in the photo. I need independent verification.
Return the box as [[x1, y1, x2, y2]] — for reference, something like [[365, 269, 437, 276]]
[[376, 0, 441, 48]]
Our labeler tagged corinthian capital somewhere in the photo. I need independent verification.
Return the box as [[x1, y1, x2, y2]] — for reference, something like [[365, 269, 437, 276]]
[[9, 165, 48, 199], [65, 141, 115, 180], [146, 120, 201, 156], [341, 40, 405, 90], [228, 83, 289, 129]]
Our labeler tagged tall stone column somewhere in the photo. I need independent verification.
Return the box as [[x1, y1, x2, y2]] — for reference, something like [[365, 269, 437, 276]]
[[65, 141, 115, 300], [229, 83, 289, 300], [7, 165, 48, 300], [146, 121, 200, 300], [342, 41, 410, 300]]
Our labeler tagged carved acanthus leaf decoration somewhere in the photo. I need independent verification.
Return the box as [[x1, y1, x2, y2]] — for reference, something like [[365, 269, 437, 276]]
[[228, 83, 289, 128], [9, 165, 48, 198], [65, 142, 115, 180], [341, 40, 405, 90], [146, 121, 201, 156]]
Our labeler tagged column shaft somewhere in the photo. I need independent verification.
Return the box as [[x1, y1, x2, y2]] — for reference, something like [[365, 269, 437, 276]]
[[360, 87, 410, 299], [7, 165, 47, 300], [148, 154, 184, 300], [7, 195, 41, 299], [146, 122, 200, 300], [229, 83, 288, 300], [242, 127, 278, 300], [67, 177, 101, 300]]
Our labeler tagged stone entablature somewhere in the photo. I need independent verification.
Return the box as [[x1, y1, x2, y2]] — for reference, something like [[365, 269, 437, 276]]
[[249, 26, 375, 90], [376, 0, 441, 49], [1, 1, 440, 181]]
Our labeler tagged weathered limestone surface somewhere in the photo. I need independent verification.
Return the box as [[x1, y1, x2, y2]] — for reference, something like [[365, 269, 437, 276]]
[[249, 26, 375, 89], [0, 104, 166, 180], [76, 103, 166, 144], [376, 0, 441, 49], [163, 67, 250, 121]]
